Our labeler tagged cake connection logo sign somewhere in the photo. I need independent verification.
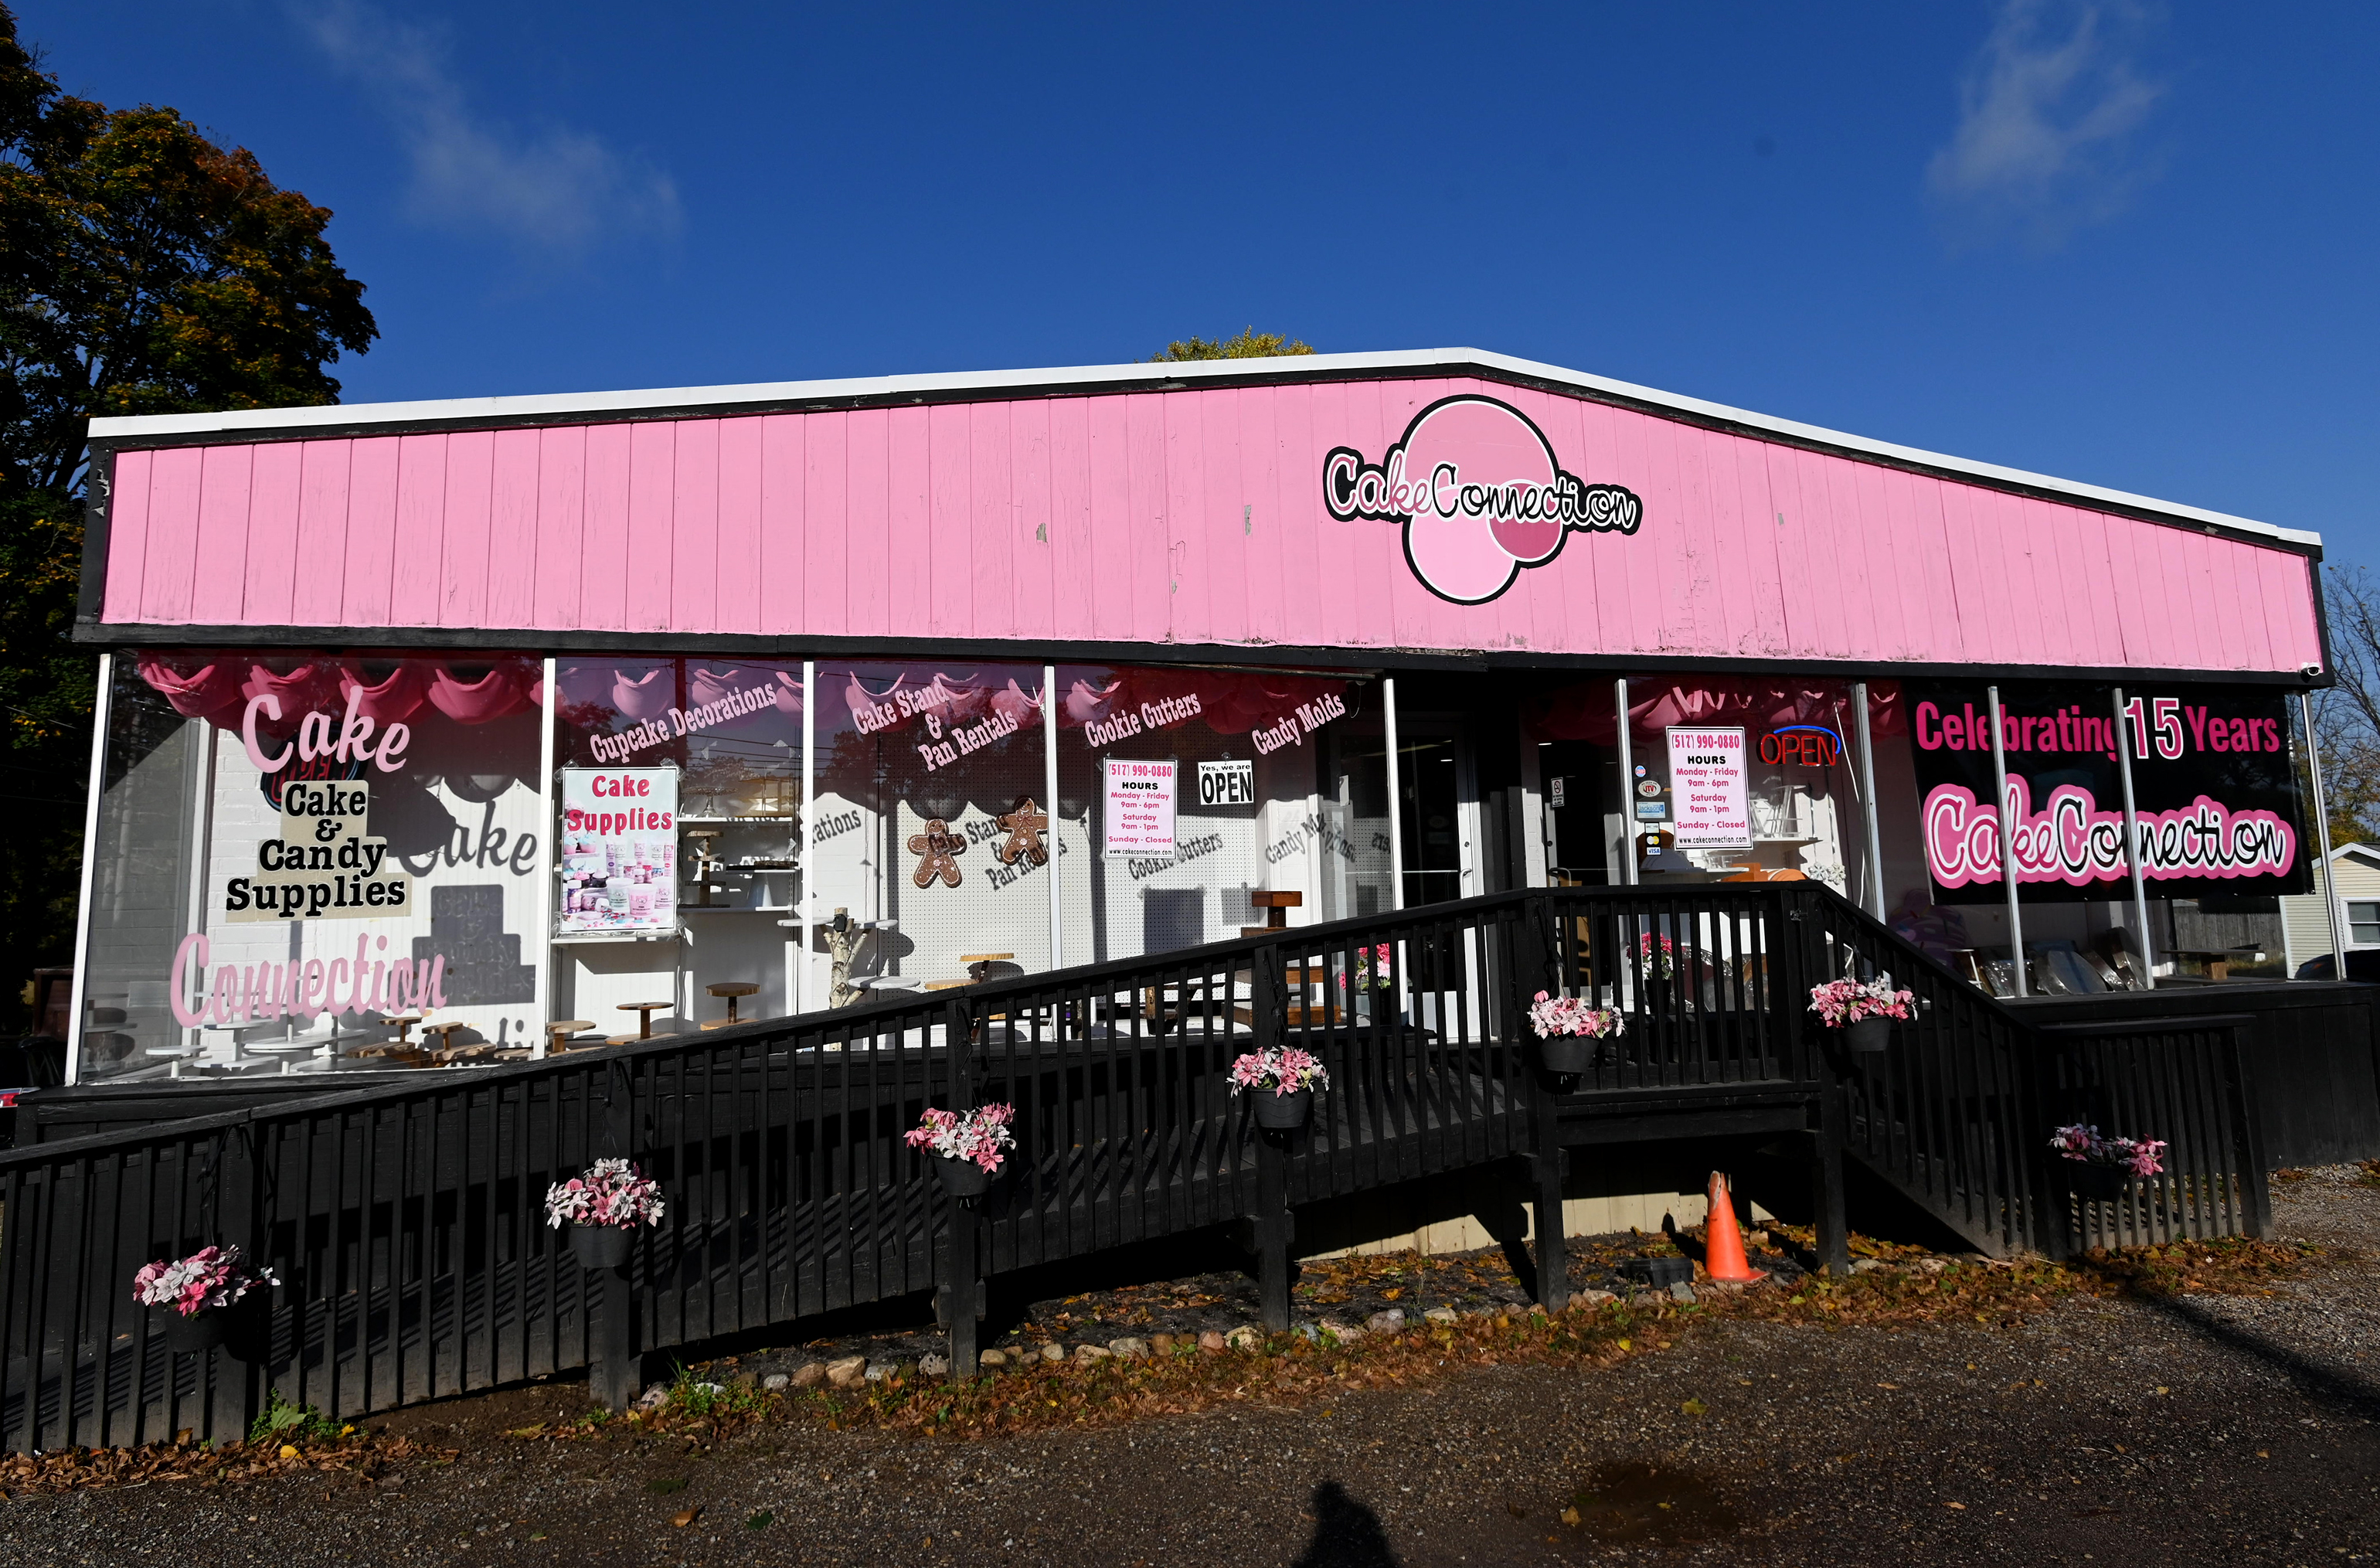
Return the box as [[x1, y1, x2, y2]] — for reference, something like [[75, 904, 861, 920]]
[[1321, 395, 1643, 604]]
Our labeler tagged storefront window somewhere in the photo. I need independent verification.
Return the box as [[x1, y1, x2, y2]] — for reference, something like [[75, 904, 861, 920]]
[[1053, 665, 1366, 962], [78, 651, 548, 1081], [803, 660, 1051, 1000]]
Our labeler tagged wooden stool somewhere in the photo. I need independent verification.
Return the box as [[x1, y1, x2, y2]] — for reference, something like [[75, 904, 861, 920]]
[[960, 952, 1014, 984], [546, 1019, 595, 1053], [1242, 889, 1301, 939], [384, 1012, 423, 1047], [702, 982, 759, 1031], [420, 1022, 468, 1061], [617, 1000, 672, 1039]]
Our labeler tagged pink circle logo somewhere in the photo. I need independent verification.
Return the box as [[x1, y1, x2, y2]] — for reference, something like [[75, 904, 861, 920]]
[[1321, 395, 1641, 604]]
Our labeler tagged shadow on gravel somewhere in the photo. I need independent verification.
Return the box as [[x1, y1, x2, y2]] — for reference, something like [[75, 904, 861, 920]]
[[2130, 1289, 2380, 1421], [1290, 1481, 1402, 1568]]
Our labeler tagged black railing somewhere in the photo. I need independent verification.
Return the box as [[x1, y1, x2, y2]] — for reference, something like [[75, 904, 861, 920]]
[[0, 881, 2274, 1453]]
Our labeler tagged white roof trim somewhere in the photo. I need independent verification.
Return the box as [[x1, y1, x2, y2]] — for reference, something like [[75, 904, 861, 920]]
[[86, 347, 2320, 548]]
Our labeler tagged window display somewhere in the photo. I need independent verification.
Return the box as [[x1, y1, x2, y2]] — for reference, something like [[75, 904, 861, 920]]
[[77, 651, 549, 1080]]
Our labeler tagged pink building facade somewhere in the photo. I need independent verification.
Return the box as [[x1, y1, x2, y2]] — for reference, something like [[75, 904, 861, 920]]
[[63, 349, 2338, 1085]]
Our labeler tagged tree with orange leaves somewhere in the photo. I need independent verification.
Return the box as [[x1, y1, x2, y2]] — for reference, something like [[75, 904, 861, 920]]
[[0, 4, 376, 1029]]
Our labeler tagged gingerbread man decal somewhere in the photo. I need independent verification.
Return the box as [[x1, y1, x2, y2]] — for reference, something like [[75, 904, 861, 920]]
[[995, 797, 1049, 867], [908, 818, 967, 889]]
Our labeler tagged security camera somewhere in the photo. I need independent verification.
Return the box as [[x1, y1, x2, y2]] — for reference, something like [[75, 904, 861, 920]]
[[2304, 664, 2324, 678]]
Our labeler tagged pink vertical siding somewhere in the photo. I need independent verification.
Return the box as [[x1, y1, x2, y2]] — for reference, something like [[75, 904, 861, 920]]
[[288, 440, 352, 627], [94, 375, 2327, 675]]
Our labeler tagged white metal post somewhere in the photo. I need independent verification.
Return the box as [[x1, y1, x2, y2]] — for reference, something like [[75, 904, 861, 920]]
[[61, 652, 114, 1087], [1852, 681, 1885, 918], [798, 660, 816, 1012], [1613, 679, 1637, 886], [2110, 686, 2156, 989], [1043, 663, 1062, 970], [531, 657, 558, 1053], [2300, 691, 2350, 972], [1987, 685, 2027, 997], [1383, 677, 1405, 911], [1847, 685, 1885, 918]]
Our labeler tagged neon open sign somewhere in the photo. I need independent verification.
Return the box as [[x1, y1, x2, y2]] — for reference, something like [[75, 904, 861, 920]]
[[1760, 726, 1842, 767]]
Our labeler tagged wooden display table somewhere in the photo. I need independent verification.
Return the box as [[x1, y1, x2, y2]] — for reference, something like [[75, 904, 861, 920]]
[[702, 982, 760, 1030], [616, 1000, 672, 1041]]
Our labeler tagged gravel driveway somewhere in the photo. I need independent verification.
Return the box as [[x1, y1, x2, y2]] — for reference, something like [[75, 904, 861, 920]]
[[6, 1168, 2375, 1567]]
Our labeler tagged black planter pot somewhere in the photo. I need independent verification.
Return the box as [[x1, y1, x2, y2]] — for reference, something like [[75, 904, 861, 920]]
[[1841, 1016, 1893, 1053], [158, 1306, 226, 1355], [1620, 1256, 1693, 1289], [1538, 1034, 1599, 1075], [2067, 1162, 2130, 1201], [933, 1155, 994, 1197], [570, 1222, 635, 1269], [1253, 1087, 1314, 1131]]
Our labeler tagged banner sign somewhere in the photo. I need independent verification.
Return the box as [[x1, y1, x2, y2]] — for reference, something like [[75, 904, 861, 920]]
[[1103, 758, 1177, 855], [1665, 726, 1750, 849], [558, 767, 680, 933], [1909, 684, 2309, 904]]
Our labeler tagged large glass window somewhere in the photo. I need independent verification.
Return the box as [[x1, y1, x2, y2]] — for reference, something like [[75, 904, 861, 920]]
[[551, 657, 807, 1029], [1052, 665, 1366, 962], [78, 651, 548, 1082]]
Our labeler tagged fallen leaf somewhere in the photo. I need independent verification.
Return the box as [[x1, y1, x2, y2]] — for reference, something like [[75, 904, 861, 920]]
[[672, 1507, 700, 1528], [1560, 1506, 1581, 1527], [1946, 1502, 1966, 1510], [1681, 1399, 1707, 1417]]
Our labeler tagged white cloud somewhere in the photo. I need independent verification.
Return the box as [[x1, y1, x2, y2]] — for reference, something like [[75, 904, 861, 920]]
[[1927, 0, 2166, 246], [293, 0, 679, 253]]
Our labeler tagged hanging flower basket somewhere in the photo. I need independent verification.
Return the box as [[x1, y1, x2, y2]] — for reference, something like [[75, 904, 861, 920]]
[[906, 1103, 1016, 1195], [2050, 1124, 2166, 1201], [1528, 991, 1626, 1073], [133, 1245, 277, 1356], [545, 1159, 667, 1270], [1231, 1047, 1330, 1131], [1809, 976, 1913, 1053]]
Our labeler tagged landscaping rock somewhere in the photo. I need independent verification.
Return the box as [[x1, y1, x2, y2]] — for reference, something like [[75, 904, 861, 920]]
[[761, 1372, 790, 1392], [1668, 1281, 1698, 1304], [1073, 1343, 1112, 1362], [1423, 1306, 1459, 1325], [1107, 1338, 1148, 1359], [918, 1352, 950, 1376], [978, 1349, 1008, 1369], [1038, 1342, 1067, 1364], [790, 1362, 825, 1389], [824, 1355, 867, 1389], [1849, 1257, 1888, 1274], [1365, 1309, 1406, 1335], [1575, 1288, 1617, 1307], [1196, 1330, 1226, 1352], [1325, 1323, 1365, 1346], [729, 1369, 759, 1390], [1225, 1325, 1264, 1350], [1917, 1257, 1949, 1274], [1147, 1333, 1175, 1355]]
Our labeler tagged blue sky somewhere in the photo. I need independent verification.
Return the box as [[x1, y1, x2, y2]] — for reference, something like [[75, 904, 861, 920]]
[[29, 2, 2380, 563]]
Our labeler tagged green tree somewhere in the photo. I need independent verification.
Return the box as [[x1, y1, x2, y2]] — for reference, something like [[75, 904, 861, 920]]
[[1149, 326, 1314, 362], [0, 5, 376, 1029]]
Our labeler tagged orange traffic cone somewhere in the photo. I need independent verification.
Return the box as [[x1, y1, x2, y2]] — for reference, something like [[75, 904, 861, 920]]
[[1702, 1172, 1767, 1284]]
